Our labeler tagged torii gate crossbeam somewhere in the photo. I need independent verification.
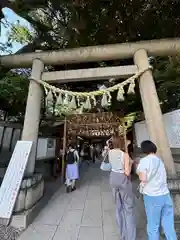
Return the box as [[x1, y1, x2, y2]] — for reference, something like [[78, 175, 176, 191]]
[[1, 38, 180, 68]]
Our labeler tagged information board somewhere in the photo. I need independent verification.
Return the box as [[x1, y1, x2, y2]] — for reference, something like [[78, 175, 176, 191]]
[[134, 109, 180, 148], [0, 141, 33, 225]]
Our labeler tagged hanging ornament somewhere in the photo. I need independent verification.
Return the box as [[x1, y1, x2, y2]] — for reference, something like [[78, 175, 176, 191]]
[[77, 96, 81, 107], [45, 90, 53, 116], [63, 93, 69, 105], [107, 92, 112, 105], [46, 90, 53, 102], [69, 95, 77, 109], [83, 96, 91, 110], [127, 80, 136, 94], [117, 86, 125, 101], [45, 90, 54, 108], [101, 94, 108, 108], [44, 86, 48, 95], [56, 93, 63, 105], [91, 95, 97, 107]]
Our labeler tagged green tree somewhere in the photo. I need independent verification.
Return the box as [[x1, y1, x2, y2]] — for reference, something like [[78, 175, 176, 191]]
[[2, 0, 180, 119], [0, 69, 29, 120], [7, 20, 34, 45]]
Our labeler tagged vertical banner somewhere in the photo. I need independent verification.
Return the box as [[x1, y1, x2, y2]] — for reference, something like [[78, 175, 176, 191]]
[[0, 141, 32, 225]]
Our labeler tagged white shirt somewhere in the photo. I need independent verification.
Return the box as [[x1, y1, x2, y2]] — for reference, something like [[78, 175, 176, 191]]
[[108, 149, 124, 173], [137, 155, 169, 196]]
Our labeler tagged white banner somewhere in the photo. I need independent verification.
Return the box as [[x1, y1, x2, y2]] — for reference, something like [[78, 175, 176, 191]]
[[0, 141, 33, 225]]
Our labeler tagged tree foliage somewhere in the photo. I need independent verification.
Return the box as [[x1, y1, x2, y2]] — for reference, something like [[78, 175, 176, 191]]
[[0, 69, 29, 119], [154, 56, 180, 113], [2, 0, 180, 50], [7, 20, 34, 45], [1, 0, 180, 119], [6, 0, 180, 49]]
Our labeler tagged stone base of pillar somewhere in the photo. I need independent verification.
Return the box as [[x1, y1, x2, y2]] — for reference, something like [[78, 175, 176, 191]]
[[10, 174, 44, 229], [168, 179, 180, 236]]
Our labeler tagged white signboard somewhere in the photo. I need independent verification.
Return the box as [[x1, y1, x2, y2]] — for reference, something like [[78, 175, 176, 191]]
[[135, 109, 180, 148], [0, 141, 33, 225], [37, 138, 56, 159]]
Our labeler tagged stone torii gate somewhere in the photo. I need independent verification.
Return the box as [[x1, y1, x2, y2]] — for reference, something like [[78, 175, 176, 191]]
[[1, 38, 180, 177], [1, 38, 180, 226]]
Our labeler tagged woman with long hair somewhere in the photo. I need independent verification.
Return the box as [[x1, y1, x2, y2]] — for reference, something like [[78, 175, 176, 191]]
[[108, 136, 136, 240]]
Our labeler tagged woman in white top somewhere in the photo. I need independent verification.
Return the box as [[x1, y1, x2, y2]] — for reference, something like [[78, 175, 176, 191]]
[[137, 140, 176, 240], [109, 136, 136, 240]]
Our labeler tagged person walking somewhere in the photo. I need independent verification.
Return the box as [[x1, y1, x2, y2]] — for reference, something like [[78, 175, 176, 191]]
[[83, 144, 91, 165], [91, 144, 97, 163], [108, 136, 136, 240], [65, 144, 79, 193], [137, 140, 177, 240]]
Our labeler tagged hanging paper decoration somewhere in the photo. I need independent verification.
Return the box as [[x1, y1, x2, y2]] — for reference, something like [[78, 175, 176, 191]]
[[91, 95, 97, 107], [46, 90, 54, 112], [127, 80, 135, 94], [69, 96, 77, 109], [31, 65, 151, 116], [83, 97, 91, 110], [101, 94, 109, 108], [63, 93, 69, 105], [107, 92, 112, 105], [45, 90, 54, 115], [43, 86, 49, 95], [77, 96, 81, 107], [46, 90, 54, 102], [117, 86, 125, 101], [56, 93, 63, 105]]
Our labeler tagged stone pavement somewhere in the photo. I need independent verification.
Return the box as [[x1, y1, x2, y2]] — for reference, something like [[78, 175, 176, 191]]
[[18, 163, 147, 240]]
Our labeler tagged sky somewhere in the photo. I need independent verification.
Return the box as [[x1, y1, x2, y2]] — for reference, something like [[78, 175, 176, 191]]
[[0, 8, 31, 54]]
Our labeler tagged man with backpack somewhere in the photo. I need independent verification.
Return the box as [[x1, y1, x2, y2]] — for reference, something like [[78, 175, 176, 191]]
[[65, 144, 79, 193]]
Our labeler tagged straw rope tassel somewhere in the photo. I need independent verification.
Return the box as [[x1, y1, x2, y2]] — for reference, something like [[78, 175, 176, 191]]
[[69, 95, 77, 109], [30, 66, 152, 115], [56, 93, 63, 105], [127, 80, 136, 94], [117, 86, 125, 101], [101, 94, 109, 107], [83, 96, 91, 110]]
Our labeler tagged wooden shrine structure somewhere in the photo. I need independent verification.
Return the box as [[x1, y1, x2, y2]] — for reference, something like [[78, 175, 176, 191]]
[[66, 112, 123, 139]]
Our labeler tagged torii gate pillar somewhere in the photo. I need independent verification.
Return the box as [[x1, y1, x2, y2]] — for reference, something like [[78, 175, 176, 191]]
[[21, 58, 44, 176], [134, 49, 176, 178]]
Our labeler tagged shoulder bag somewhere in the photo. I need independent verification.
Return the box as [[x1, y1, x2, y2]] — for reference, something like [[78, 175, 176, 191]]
[[100, 152, 112, 171]]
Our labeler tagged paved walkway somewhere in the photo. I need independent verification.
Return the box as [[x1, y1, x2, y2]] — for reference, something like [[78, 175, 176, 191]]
[[18, 163, 147, 240]]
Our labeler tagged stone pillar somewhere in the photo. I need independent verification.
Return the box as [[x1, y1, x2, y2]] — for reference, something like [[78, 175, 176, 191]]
[[22, 59, 44, 176], [134, 49, 176, 178]]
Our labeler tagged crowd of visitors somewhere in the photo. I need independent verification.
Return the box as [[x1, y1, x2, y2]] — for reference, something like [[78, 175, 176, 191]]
[[64, 136, 177, 239]]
